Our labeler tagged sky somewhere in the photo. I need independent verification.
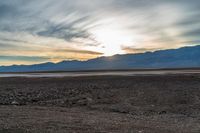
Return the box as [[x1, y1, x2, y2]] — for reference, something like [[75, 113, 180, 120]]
[[0, 0, 200, 66]]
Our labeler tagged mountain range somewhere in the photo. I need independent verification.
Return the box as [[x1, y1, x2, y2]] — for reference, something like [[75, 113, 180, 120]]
[[1, 45, 200, 72]]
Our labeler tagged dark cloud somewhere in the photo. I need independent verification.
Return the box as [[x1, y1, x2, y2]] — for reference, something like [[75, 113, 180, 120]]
[[54, 49, 103, 55], [37, 17, 91, 42], [0, 56, 49, 62], [175, 15, 200, 27], [0, 4, 17, 18], [0, 42, 20, 49], [0, 38, 35, 45], [181, 28, 200, 38], [0, 1, 97, 44], [121, 46, 158, 54]]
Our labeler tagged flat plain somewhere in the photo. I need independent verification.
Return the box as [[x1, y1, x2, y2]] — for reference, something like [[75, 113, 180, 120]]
[[0, 71, 200, 133]]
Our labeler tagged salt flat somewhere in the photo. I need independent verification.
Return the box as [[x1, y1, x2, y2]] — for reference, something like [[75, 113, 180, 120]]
[[1, 69, 200, 78]]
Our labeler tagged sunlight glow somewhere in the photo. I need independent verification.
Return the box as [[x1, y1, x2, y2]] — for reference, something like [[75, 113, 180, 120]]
[[92, 26, 133, 56]]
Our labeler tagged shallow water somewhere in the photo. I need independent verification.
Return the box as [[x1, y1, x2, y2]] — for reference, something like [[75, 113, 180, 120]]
[[0, 70, 200, 78]]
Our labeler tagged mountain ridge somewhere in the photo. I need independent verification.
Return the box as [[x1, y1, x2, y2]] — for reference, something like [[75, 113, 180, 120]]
[[1, 45, 200, 72]]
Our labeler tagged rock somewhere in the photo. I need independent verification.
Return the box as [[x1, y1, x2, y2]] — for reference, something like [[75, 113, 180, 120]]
[[11, 101, 19, 105], [159, 110, 167, 115], [86, 97, 93, 104]]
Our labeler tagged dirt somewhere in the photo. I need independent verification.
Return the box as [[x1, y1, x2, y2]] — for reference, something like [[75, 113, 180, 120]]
[[0, 74, 200, 132]]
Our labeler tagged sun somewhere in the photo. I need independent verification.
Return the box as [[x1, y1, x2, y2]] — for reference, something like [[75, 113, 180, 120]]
[[91, 26, 133, 56]]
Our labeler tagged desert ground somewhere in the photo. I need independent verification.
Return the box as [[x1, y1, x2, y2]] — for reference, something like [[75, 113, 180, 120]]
[[0, 72, 200, 133]]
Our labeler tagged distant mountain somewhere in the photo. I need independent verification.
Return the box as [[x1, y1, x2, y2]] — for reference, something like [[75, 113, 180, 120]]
[[1, 45, 200, 72]]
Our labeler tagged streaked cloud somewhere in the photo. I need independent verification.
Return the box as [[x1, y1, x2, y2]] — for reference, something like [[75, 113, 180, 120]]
[[121, 46, 158, 54], [0, 0, 200, 65], [0, 56, 49, 62]]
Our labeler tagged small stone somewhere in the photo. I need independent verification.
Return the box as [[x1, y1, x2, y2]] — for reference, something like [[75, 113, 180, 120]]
[[86, 97, 93, 103], [11, 101, 19, 105]]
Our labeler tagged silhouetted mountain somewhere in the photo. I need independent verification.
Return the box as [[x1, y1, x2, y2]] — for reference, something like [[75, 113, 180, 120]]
[[1, 45, 200, 72]]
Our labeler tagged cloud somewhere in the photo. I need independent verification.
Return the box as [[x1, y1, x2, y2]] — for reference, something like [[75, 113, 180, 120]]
[[0, 55, 49, 62], [0, 4, 17, 18], [37, 16, 92, 42], [121, 46, 158, 54], [0, 0, 200, 65], [54, 49, 103, 55]]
